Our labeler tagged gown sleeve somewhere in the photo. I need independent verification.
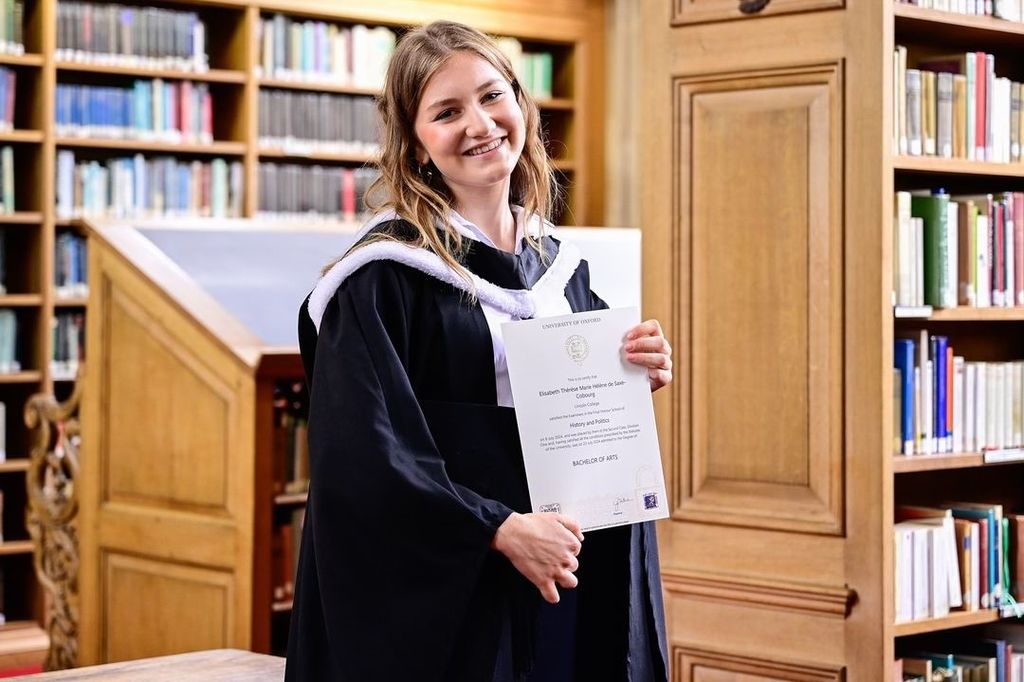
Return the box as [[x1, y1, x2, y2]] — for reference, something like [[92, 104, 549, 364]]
[[291, 261, 515, 680]]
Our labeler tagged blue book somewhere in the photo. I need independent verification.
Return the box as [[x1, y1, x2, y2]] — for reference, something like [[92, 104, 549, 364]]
[[895, 340, 916, 454], [932, 336, 949, 450]]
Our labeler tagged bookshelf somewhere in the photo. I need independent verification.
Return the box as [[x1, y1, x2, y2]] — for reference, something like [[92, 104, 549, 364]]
[[0, 0, 605, 667], [637, 0, 1024, 679]]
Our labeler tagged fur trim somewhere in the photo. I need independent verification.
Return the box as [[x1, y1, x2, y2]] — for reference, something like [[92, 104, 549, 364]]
[[308, 239, 581, 332]]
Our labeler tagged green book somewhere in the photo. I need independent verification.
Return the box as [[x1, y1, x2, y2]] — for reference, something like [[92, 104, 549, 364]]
[[911, 192, 950, 308]]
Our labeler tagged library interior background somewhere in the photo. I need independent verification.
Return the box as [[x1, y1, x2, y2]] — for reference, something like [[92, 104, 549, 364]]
[[0, 0, 1020, 679]]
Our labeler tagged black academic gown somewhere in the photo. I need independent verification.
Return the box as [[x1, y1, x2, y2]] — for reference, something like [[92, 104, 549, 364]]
[[285, 220, 668, 682]]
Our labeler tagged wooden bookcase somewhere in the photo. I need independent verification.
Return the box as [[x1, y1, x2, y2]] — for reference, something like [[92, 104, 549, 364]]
[[634, 0, 1024, 679], [0, 0, 605, 667]]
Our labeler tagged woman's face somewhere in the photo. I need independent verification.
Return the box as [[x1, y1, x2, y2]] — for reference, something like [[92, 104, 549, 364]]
[[413, 51, 526, 201]]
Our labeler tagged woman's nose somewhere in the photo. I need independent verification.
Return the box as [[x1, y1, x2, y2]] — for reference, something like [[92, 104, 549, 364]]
[[465, 105, 497, 138]]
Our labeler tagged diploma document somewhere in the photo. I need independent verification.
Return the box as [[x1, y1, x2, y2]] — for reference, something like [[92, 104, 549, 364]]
[[502, 307, 668, 531]]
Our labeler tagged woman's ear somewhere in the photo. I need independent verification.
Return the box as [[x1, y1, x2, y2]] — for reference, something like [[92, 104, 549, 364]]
[[414, 143, 429, 167]]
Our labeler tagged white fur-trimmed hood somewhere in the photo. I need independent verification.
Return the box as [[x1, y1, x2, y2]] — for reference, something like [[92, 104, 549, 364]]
[[307, 215, 581, 332]]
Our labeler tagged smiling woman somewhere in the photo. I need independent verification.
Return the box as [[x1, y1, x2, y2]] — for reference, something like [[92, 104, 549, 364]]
[[287, 19, 673, 682]]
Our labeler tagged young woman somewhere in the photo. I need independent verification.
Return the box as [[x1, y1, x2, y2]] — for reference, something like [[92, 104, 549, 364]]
[[287, 20, 672, 682]]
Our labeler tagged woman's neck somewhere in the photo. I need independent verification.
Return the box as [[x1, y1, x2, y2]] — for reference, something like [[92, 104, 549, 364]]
[[453, 187, 517, 253]]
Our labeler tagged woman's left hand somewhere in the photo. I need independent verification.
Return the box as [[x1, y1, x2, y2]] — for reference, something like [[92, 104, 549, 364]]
[[624, 319, 673, 393]]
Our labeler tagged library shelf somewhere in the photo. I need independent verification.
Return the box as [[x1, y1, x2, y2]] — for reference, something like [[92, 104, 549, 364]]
[[0, 540, 34, 557], [257, 77, 378, 97], [271, 600, 293, 613], [0, 371, 41, 384], [0, 459, 29, 474], [0, 130, 43, 144], [55, 138, 247, 156], [893, 3, 1024, 47], [0, 212, 42, 224], [0, 294, 43, 307], [257, 147, 374, 164], [552, 158, 576, 172], [0, 53, 42, 68], [893, 156, 1024, 178], [55, 62, 247, 84], [537, 97, 574, 111], [929, 308, 1024, 322], [53, 298, 88, 308], [273, 492, 308, 507], [894, 609, 1003, 637], [893, 453, 985, 473]]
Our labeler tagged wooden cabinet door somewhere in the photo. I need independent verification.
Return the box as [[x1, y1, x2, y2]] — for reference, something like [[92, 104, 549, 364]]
[[638, 1, 889, 679]]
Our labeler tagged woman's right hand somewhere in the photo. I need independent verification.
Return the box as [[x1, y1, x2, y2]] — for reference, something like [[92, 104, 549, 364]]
[[491, 512, 584, 604]]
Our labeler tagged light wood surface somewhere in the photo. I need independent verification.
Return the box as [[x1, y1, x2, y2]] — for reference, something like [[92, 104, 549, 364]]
[[639, 0, 896, 678], [19, 649, 283, 680]]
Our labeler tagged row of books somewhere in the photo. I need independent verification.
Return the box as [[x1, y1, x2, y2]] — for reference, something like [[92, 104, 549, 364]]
[[893, 48, 1024, 163], [56, 152, 243, 220], [257, 163, 377, 221], [272, 507, 305, 603], [0, 67, 15, 131], [0, 0, 22, 56], [893, 191, 1024, 309], [258, 90, 378, 155], [256, 15, 395, 90], [896, 0, 1024, 21], [55, 3, 208, 72], [494, 37, 557, 101], [273, 381, 309, 496], [896, 633, 1024, 682], [56, 81, 214, 145], [894, 504, 1019, 624], [0, 309, 19, 374], [51, 313, 82, 382], [895, 332, 1024, 455], [54, 233, 87, 300]]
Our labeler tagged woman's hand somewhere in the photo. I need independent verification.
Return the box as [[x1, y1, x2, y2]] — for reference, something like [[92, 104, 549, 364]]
[[491, 512, 583, 604], [624, 319, 673, 392]]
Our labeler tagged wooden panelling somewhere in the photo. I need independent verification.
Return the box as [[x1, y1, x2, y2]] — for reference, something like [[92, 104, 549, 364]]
[[671, 0, 843, 27], [104, 286, 236, 511], [675, 647, 844, 682], [675, 65, 844, 535], [103, 553, 234, 663], [663, 571, 854, 617]]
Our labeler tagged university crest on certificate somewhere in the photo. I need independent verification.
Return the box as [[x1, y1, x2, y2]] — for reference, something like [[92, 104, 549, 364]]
[[502, 307, 669, 531]]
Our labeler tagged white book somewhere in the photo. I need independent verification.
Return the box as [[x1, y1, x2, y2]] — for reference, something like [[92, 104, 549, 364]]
[[915, 217, 926, 306], [946, 200, 959, 308], [1006, 206, 1015, 306], [977, 215, 992, 307], [1014, 362, 1023, 447], [988, 364, 999, 450], [976, 362, 987, 451], [895, 527, 914, 622], [912, 526, 932, 619], [897, 192, 914, 306]]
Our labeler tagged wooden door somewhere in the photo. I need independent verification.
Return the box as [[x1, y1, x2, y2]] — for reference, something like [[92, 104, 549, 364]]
[[79, 240, 258, 664], [639, 0, 890, 678]]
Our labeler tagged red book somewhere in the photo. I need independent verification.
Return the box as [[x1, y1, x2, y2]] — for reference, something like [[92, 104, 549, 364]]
[[1015, 192, 1024, 306], [180, 80, 192, 141], [979, 517, 990, 607], [341, 168, 355, 219]]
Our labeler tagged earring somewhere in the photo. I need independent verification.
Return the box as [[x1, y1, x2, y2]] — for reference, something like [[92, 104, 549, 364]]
[[418, 161, 434, 182]]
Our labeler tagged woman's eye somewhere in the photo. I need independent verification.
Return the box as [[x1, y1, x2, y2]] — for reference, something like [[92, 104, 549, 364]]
[[483, 91, 502, 103], [434, 109, 455, 121]]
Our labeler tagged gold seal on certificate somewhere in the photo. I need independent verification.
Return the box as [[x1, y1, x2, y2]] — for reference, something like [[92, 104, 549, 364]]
[[502, 306, 669, 531]]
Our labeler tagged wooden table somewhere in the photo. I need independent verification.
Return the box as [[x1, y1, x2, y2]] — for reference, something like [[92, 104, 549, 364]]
[[18, 649, 285, 680]]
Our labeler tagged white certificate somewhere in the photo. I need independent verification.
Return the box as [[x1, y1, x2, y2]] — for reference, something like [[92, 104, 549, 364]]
[[502, 307, 668, 531]]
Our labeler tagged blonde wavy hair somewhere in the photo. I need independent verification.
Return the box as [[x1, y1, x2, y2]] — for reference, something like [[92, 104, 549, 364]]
[[327, 20, 559, 278]]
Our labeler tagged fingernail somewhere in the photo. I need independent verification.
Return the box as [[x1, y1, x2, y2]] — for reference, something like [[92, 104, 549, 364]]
[[625, 342, 634, 351]]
